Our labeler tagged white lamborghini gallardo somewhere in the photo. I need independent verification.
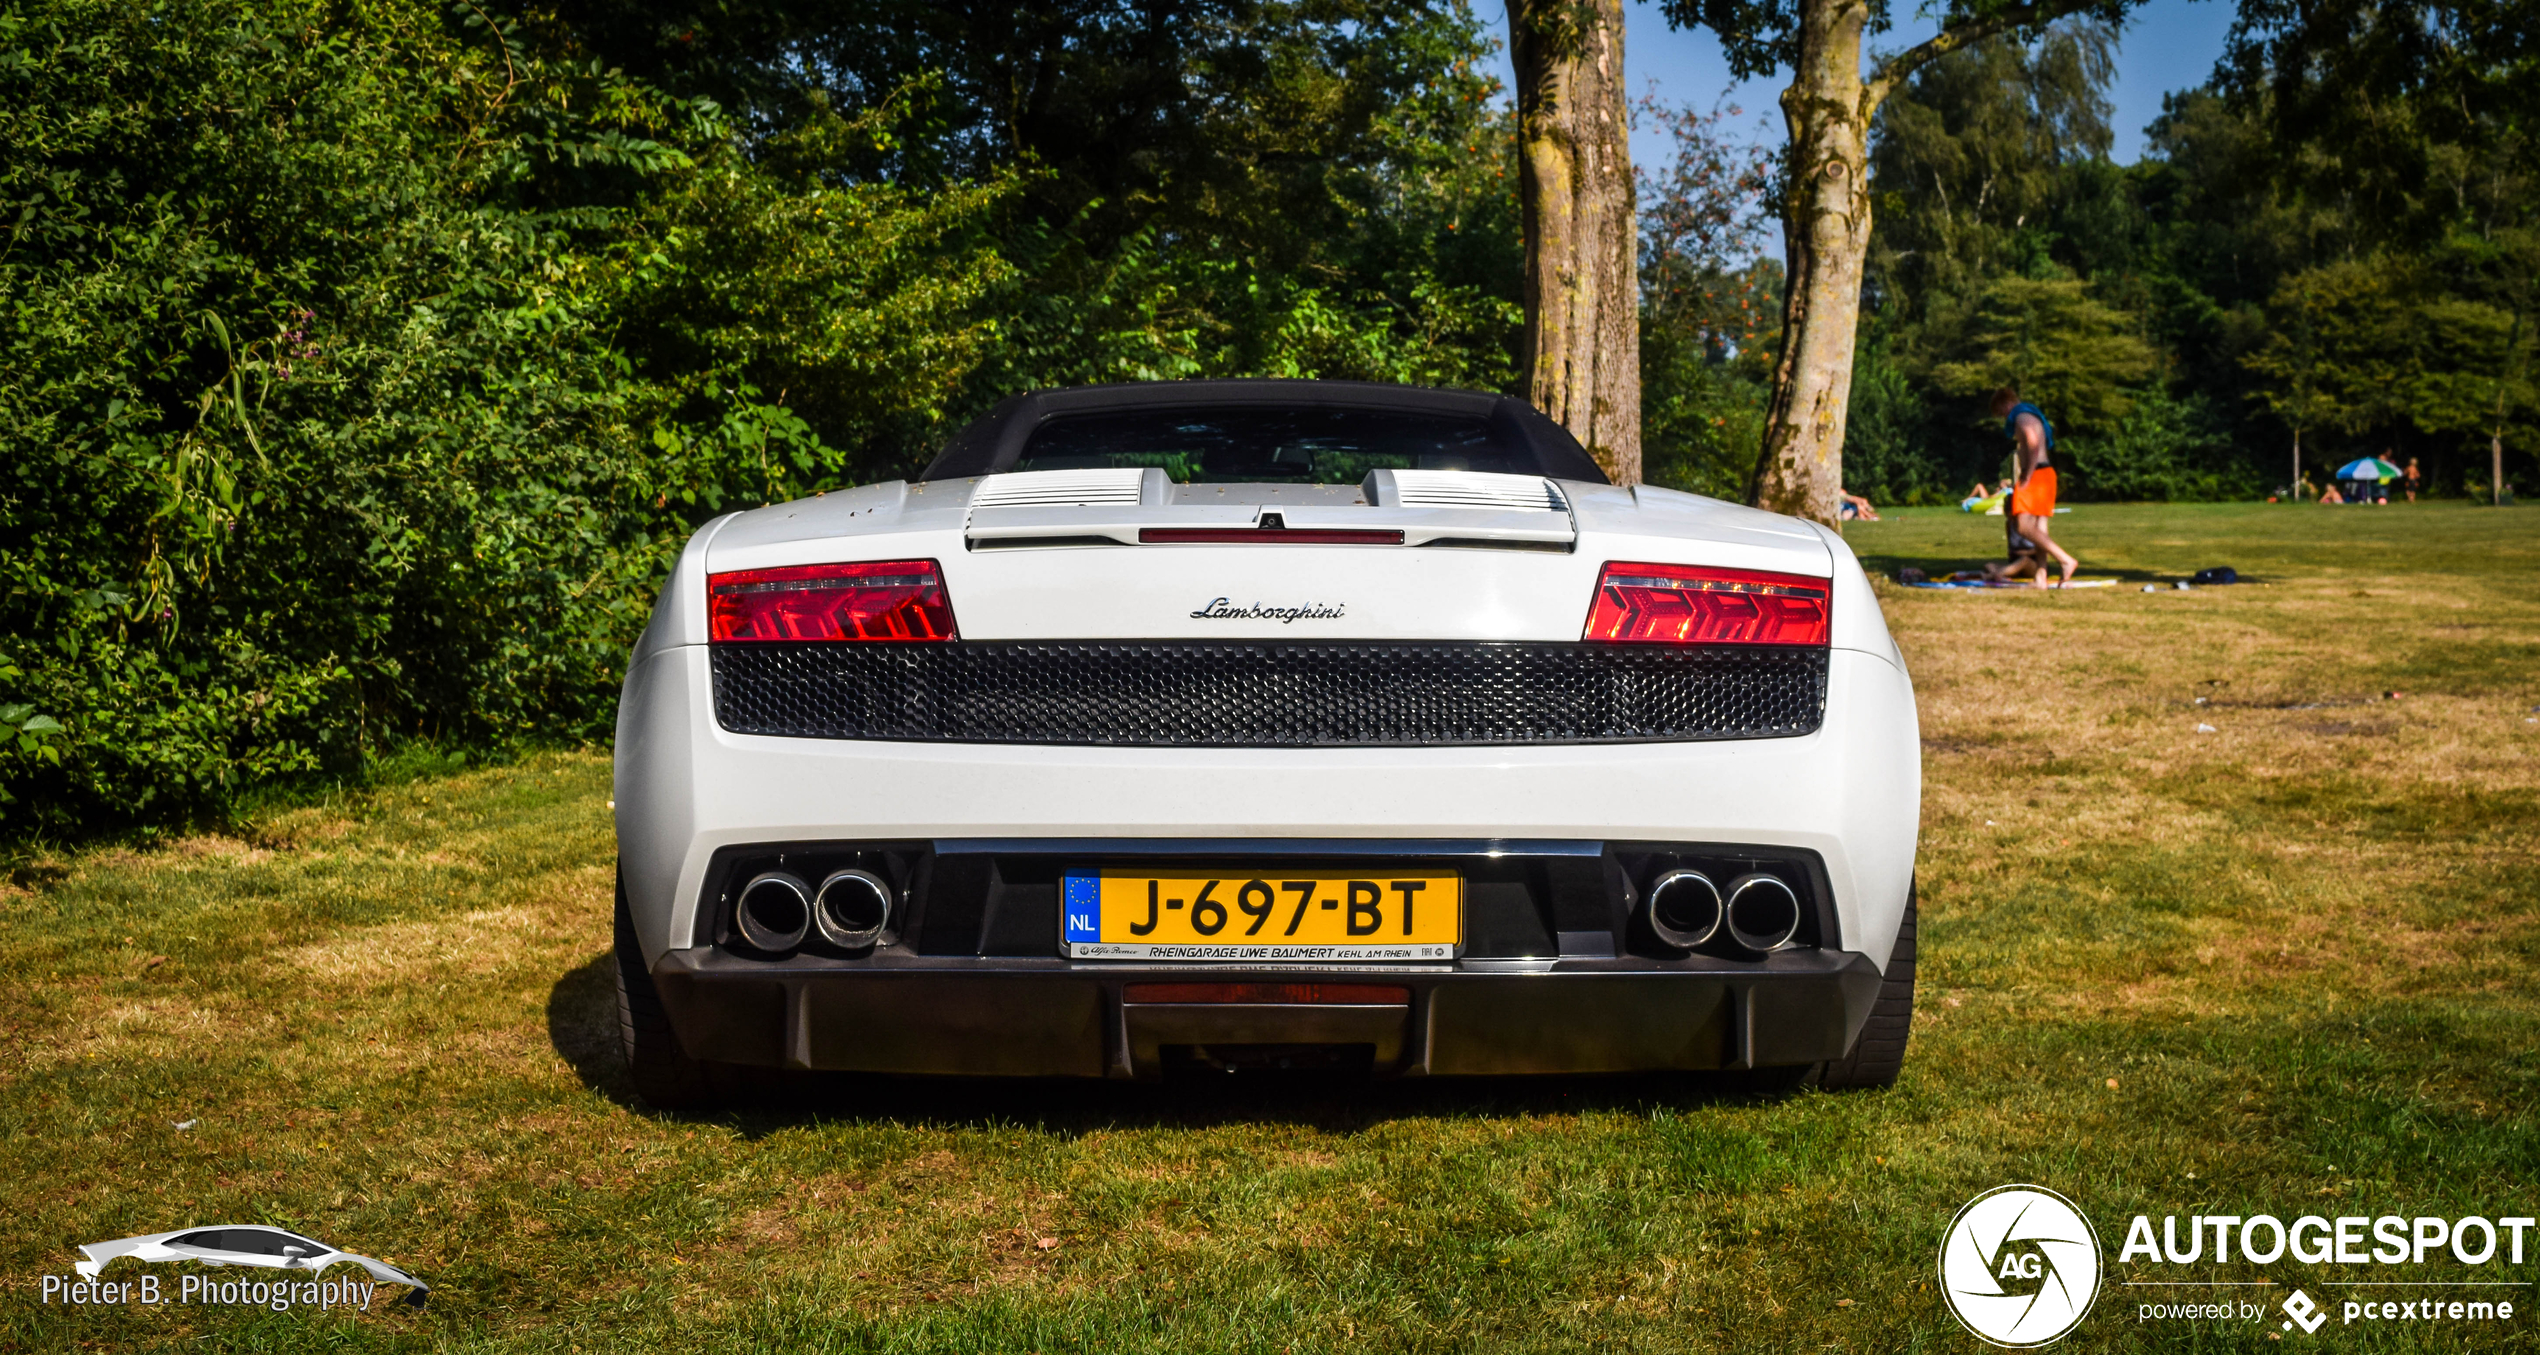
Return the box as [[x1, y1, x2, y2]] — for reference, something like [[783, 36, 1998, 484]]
[[611, 380, 1920, 1105]]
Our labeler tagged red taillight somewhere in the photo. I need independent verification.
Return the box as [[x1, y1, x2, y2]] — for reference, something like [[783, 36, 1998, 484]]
[[708, 560, 957, 642], [1121, 982, 1411, 1005], [1582, 561, 1831, 646]]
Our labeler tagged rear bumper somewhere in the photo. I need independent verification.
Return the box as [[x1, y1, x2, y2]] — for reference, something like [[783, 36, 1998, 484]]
[[650, 948, 1885, 1078]]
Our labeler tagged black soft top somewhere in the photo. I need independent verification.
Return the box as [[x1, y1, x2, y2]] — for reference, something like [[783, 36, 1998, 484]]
[[919, 380, 1610, 484]]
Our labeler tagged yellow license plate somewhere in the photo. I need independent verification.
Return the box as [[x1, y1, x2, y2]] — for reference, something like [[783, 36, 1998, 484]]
[[1061, 868, 1461, 960]]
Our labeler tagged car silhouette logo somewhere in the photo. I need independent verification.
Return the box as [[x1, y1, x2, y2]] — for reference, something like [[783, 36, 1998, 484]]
[[75, 1226, 428, 1307]]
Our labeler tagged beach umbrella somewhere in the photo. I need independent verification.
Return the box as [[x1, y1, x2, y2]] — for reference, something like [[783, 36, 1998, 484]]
[[2335, 456, 2402, 482]]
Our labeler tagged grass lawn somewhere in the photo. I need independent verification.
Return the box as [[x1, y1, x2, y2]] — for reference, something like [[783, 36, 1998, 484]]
[[4, 501, 2536, 1352]]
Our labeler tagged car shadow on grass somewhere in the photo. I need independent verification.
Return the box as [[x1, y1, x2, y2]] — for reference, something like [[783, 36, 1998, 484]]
[[547, 948, 641, 1107], [546, 951, 1826, 1134]]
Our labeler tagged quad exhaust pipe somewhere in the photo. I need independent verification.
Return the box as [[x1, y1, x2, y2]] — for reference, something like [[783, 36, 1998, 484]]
[[733, 868, 895, 954], [812, 869, 893, 949], [735, 872, 812, 952], [1643, 869, 1802, 952], [1644, 870, 1723, 949], [1723, 873, 1801, 952]]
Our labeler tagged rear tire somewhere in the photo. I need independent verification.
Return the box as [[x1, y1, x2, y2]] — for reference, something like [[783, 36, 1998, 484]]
[[615, 871, 718, 1110], [1814, 884, 1916, 1091]]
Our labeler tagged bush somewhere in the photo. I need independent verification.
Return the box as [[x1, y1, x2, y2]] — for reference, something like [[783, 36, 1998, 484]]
[[2065, 388, 2261, 501], [0, 0, 1004, 833]]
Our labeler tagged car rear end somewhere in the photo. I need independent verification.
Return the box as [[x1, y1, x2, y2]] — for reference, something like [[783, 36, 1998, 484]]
[[612, 382, 1919, 1094]]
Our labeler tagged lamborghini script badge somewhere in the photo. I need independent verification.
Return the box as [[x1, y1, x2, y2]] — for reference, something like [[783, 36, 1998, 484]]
[[1189, 598, 1347, 622]]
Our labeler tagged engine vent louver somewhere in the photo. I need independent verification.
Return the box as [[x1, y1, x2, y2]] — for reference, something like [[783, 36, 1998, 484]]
[[968, 468, 1150, 511], [1368, 469, 1568, 512]]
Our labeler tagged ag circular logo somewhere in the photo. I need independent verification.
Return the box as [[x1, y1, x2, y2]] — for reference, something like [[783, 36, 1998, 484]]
[[1939, 1184, 2102, 1347]]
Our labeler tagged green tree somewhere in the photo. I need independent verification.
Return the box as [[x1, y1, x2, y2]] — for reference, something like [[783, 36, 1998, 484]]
[[1930, 275, 2157, 430], [1638, 98, 1781, 499], [534, 0, 1529, 430], [0, 0, 1014, 831], [2225, 0, 2538, 494], [1660, 0, 2144, 527], [2242, 248, 2537, 493], [1510, 0, 1641, 483], [1867, 20, 2119, 327], [1854, 21, 2164, 501], [2242, 274, 2345, 494]]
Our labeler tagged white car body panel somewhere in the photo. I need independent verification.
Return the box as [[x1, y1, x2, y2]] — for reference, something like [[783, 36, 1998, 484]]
[[613, 389, 1921, 1082], [616, 475, 1918, 964], [618, 642, 1916, 968]]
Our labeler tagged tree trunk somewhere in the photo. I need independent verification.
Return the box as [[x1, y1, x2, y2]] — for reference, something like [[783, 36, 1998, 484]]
[[2495, 309, 2522, 505], [1512, 0, 1640, 485], [1752, 0, 1873, 527]]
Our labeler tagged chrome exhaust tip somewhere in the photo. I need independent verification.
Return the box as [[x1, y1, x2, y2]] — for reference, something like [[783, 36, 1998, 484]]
[[813, 869, 894, 949], [734, 871, 812, 952], [1644, 869, 1722, 949], [1724, 873, 1802, 952]]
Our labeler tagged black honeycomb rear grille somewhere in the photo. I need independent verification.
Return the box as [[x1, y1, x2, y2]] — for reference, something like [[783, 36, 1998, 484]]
[[711, 641, 1826, 747]]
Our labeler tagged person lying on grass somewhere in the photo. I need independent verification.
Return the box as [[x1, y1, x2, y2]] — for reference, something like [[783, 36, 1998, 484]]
[[1981, 520, 2046, 583], [1990, 385, 2078, 588], [1839, 491, 1881, 521]]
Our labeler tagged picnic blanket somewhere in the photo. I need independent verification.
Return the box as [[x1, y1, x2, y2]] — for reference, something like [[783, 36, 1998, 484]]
[[1906, 578, 2118, 590]]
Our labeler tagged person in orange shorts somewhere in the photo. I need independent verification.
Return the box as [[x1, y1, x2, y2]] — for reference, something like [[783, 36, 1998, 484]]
[[1991, 386, 2078, 588]]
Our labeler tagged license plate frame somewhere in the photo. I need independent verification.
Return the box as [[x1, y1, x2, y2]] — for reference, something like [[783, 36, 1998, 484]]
[[1061, 867, 1461, 961]]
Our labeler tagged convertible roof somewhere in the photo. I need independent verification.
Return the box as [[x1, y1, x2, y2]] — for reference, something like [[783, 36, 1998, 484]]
[[917, 380, 1611, 485]]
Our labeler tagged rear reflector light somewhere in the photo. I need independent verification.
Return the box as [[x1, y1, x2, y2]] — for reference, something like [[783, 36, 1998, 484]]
[[1582, 562, 1831, 646], [1122, 982, 1411, 1005], [1139, 527, 1405, 545], [708, 559, 957, 642]]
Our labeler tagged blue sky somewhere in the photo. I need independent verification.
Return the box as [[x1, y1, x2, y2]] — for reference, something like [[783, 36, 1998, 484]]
[[1475, 0, 2243, 166]]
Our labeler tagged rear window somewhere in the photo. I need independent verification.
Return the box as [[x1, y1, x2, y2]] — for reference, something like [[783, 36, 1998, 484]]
[[175, 1229, 320, 1256], [1012, 409, 1529, 484]]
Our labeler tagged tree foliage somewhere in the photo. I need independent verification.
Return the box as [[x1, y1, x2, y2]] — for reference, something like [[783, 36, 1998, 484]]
[[1837, 8, 2538, 506], [0, 0, 1008, 831], [1928, 275, 2157, 428], [1853, 21, 2173, 497], [0, 0, 1525, 834], [536, 0, 1530, 410], [2224, 0, 2538, 495], [1636, 99, 1781, 499]]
